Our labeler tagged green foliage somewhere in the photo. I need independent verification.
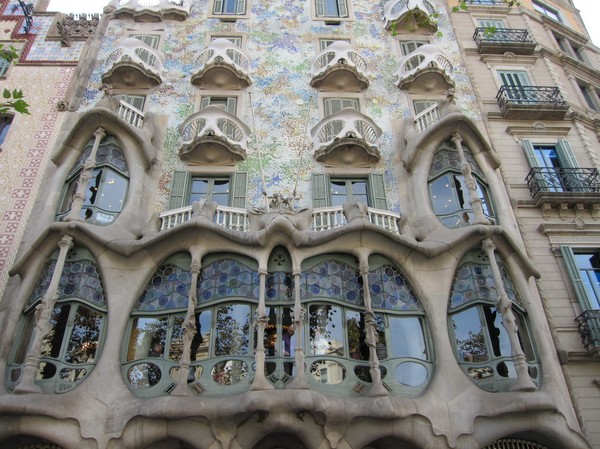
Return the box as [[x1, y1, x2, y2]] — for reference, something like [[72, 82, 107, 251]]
[[453, 0, 520, 13], [0, 43, 31, 115], [1, 88, 30, 115]]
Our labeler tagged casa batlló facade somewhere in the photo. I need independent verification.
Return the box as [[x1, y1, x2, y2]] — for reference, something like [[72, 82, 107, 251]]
[[0, 0, 599, 448]]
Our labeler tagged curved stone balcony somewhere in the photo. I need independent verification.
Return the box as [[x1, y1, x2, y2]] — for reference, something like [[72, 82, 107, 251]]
[[394, 44, 454, 92], [310, 108, 382, 167], [178, 106, 250, 165], [310, 41, 369, 91], [383, 0, 438, 33], [102, 37, 165, 88], [111, 0, 190, 21], [191, 38, 252, 89]]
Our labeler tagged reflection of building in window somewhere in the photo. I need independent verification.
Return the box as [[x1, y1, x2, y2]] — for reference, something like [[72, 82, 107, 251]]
[[521, 140, 580, 193], [560, 247, 600, 311], [57, 136, 129, 226], [449, 250, 539, 392], [7, 247, 106, 393], [428, 141, 494, 228]]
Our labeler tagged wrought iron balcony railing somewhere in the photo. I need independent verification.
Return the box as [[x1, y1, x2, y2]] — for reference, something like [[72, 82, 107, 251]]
[[473, 27, 533, 45], [496, 86, 565, 108], [525, 167, 600, 197], [575, 310, 600, 351]]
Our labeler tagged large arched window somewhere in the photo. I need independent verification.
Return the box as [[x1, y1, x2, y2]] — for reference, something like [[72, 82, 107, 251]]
[[448, 250, 539, 392], [123, 253, 260, 397], [428, 141, 494, 228], [300, 254, 431, 396], [57, 135, 129, 226], [7, 247, 106, 394]]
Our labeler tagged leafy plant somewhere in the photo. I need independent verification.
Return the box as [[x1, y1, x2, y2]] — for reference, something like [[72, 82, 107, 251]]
[[0, 44, 31, 115]]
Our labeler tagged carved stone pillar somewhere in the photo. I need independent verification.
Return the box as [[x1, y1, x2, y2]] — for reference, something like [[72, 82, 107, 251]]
[[14, 235, 74, 394], [481, 238, 536, 392], [355, 249, 387, 397], [452, 132, 488, 225], [250, 270, 273, 390], [288, 271, 309, 389], [173, 249, 203, 396], [64, 127, 106, 222]]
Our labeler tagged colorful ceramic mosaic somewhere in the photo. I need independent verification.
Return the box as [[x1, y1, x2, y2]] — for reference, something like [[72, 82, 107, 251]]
[[368, 264, 421, 311], [300, 260, 363, 305], [26, 258, 106, 310], [449, 257, 521, 310], [78, 0, 482, 216]]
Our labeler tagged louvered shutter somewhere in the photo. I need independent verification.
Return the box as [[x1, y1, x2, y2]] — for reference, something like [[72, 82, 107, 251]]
[[368, 173, 388, 210], [312, 173, 330, 208], [230, 172, 248, 208], [169, 171, 190, 209], [560, 246, 595, 310]]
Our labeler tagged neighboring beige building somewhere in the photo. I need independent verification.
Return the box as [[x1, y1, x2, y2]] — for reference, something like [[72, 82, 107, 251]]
[[0, 0, 598, 448]]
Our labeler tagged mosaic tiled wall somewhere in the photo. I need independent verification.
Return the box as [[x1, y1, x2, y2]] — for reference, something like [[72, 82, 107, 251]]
[[0, 0, 87, 290], [80, 0, 482, 214]]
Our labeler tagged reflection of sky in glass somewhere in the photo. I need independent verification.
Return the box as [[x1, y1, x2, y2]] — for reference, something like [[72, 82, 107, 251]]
[[389, 317, 426, 359], [309, 305, 344, 356], [395, 362, 427, 387]]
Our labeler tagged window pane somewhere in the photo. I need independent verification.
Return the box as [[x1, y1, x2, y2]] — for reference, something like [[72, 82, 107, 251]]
[[214, 303, 251, 356], [483, 306, 511, 357], [190, 179, 209, 204], [127, 317, 168, 362], [64, 305, 104, 364], [324, 0, 340, 16], [330, 180, 348, 207], [212, 179, 230, 206], [96, 169, 128, 212], [346, 310, 367, 360], [191, 310, 212, 362], [309, 304, 344, 356], [429, 174, 456, 214], [389, 316, 426, 360], [42, 304, 71, 359], [351, 180, 368, 204], [575, 252, 600, 309], [451, 307, 489, 362]]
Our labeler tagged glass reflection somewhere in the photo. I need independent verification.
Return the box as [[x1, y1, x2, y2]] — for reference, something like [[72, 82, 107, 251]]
[[212, 360, 248, 385], [389, 316, 426, 360], [309, 305, 344, 356], [310, 360, 346, 384], [215, 304, 250, 356], [395, 362, 427, 387], [452, 307, 489, 362]]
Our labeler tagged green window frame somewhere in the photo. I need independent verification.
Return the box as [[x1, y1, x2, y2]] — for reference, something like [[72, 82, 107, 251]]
[[521, 139, 580, 193], [311, 173, 388, 210], [168, 171, 248, 210], [560, 247, 600, 311]]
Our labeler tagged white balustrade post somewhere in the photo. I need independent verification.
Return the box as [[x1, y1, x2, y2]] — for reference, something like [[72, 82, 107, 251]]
[[14, 235, 74, 394]]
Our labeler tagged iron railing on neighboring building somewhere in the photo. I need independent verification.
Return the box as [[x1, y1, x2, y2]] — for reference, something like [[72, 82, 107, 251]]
[[525, 167, 600, 197], [473, 27, 533, 45], [496, 86, 565, 109], [467, 0, 507, 4], [575, 309, 600, 350]]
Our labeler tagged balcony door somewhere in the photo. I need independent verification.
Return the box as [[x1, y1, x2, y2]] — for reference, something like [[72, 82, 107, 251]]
[[498, 70, 531, 103], [522, 140, 579, 193], [322, 97, 359, 142], [131, 34, 160, 67]]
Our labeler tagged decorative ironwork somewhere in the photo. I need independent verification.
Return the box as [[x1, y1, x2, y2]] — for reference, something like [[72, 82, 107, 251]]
[[17, 0, 34, 33], [575, 309, 600, 350], [467, 0, 507, 4], [525, 167, 600, 197], [496, 85, 565, 108], [473, 27, 533, 45]]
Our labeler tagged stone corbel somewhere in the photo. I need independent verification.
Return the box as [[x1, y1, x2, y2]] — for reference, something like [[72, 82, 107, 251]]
[[558, 203, 570, 221]]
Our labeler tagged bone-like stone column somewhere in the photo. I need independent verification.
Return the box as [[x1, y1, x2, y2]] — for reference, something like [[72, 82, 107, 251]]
[[481, 238, 536, 392], [250, 270, 273, 390], [355, 249, 388, 397], [288, 271, 309, 389], [14, 235, 74, 394], [452, 132, 489, 225], [173, 248, 203, 395], [64, 127, 106, 222]]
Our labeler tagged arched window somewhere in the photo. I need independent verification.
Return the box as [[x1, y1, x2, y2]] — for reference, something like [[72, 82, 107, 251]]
[[428, 141, 494, 228], [7, 248, 106, 393], [57, 135, 129, 226], [300, 254, 431, 396], [448, 250, 539, 392], [123, 253, 260, 397]]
